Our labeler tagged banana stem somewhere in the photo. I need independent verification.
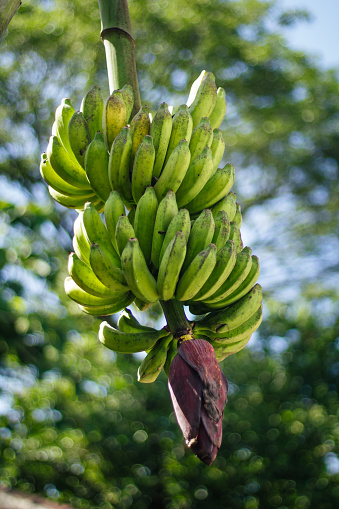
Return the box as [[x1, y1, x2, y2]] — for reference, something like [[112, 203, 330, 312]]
[[160, 300, 194, 342], [97, 0, 141, 115]]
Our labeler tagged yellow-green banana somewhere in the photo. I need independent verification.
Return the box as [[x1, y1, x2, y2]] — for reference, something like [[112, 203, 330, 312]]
[[119, 84, 134, 124], [80, 85, 104, 139], [215, 255, 260, 308], [154, 139, 191, 201], [48, 187, 97, 209], [118, 308, 157, 333], [210, 129, 225, 174], [68, 111, 92, 168], [131, 135, 155, 203], [176, 243, 217, 301], [164, 338, 178, 377], [103, 91, 127, 151], [138, 334, 174, 383], [163, 105, 193, 166], [89, 243, 128, 292], [159, 208, 191, 266], [211, 210, 230, 251], [85, 132, 111, 202], [150, 102, 172, 178], [54, 98, 76, 156], [181, 209, 215, 274], [157, 231, 187, 301], [209, 87, 227, 130], [211, 192, 237, 221], [108, 126, 133, 205], [130, 105, 151, 164], [40, 153, 89, 197], [78, 291, 134, 316], [99, 321, 170, 353], [64, 276, 118, 307], [104, 190, 126, 254], [73, 212, 91, 266], [189, 117, 213, 161], [134, 186, 158, 263], [115, 215, 135, 256], [175, 147, 214, 208], [228, 221, 243, 253], [206, 305, 263, 344], [233, 203, 242, 228], [68, 252, 114, 298], [151, 191, 179, 269], [187, 71, 217, 128]]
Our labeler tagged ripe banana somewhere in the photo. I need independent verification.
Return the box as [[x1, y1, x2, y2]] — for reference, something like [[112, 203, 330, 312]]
[[103, 91, 127, 151], [157, 231, 187, 301], [99, 321, 170, 353], [138, 334, 174, 383], [85, 132, 111, 202], [187, 71, 217, 128], [131, 135, 155, 203], [175, 147, 214, 208], [151, 191, 179, 269], [210, 129, 225, 174], [118, 308, 157, 333], [80, 85, 104, 139], [121, 238, 159, 303], [68, 111, 92, 168], [158, 208, 191, 266], [130, 105, 151, 164], [185, 163, 235, 215], [108, 126, 133, 205], [163, 105, 193, 165], [150, 102, 172, 178], [176, 243, 217, 301], [181, 209, 215, 274], [215, 255, 260, 308], [209, 87, 227, 130], [115, 215, 136, 255], [211, 192, 237, 221], [89, 243, 128, 291], [104, 190, 126, 254], [154, 139, 191, 201], [228, 221, 243, 253], [134, 186, 158, 263], [68, 252, 114, 298], [212, 210, 230, 251]]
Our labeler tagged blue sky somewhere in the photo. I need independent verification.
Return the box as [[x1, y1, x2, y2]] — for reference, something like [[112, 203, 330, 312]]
[[280, 0, 339, 68]]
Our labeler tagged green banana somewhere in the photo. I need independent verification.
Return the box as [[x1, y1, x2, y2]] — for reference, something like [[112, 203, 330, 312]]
[[215, 255, 260, 307], [195, 284, 263, 333], [228, 221, 243, 253], [103, 91, 127, 151], [127, 206, 136, 226], [48, 187, 97, 209], [130, 105, 151, 164], [187, 71, 217, 128], [181, 209, 215, 274], [121, 238, 159, 303], [157, 231, 187, 301], [64, 276, 119, 307], [133, 298, 151, 312], [151, 190, 179, 269], [185, 163, 235, 215], [54, 98, 76, 156], [118, 308, 157, 333], [158, 208, 191, 266], [108, 126, 133, 205], [104, 190, 126, 254], [150, 102, 172, 178], [115, 215, 136, 255], [193, 240, 237, 301], [163, 105, 193, 166], [213, 333, 252, 361], [131, 135, 155, 203], [68, 111, 92, 168], [233, 203, 242, 228], [119, 84, 134, 124], [203, 247, 253, 305], [163, 338, 178, 377], [138, 334, 174, 383], [154, 139, 191, 201], [68, 252, 114, 298], [85, 132, 111, 202], [175, 147, 214, 208], [99, 321, 170, 353], [211, 192, 237, 221], [134, 186, 158, 263], [80, 85, 104, 139], [89, 243, 128, 291], [78, 292, 134, 316], [211, 210, 230, 251], [189, 117, 213, 161], [209, 87, 227, 130], [46, 135, 91, 189], [40, 153, 89, 196], [206, 305, 263, 344], [73, 212, 91, 266], [210, 129, 225, 174]]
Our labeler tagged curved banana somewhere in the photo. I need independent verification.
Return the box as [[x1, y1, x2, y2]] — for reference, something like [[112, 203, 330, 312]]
[[159, 208, 191, 266], [40, 154, 90, 196], [138, 334, 174, 383], [228, 221, 243, 253], [89, 243, 128, 291], [48, 187, 97, 209], [163, 105, 193, 166], [130, 105, 151, 164], [73, 212, 91, 266], [82, 202, 119, 264], [181, 209, 215, 274], [175, 147, 214, 208], [213, 333, 252, 361], [103, 91, 127, 151], [206, 305, 263, 344], [108, 126, 133, 205], [54, 98, 76, 156], [85, 132, 111, 202], [115, 215, 136, 255], [118, 308, 157, 333], [79, 292, 134, 316], [211, 192, 237, 221], [120, 84, 134, 124], [68, 252, 114, 298], [68, 111, 92, 168], [209, 87, 227, 130], [131, 135, 155, 203], [154, 139, 191, 202], [104, 190, 126, 253], [80, 85, 104, 139], [157, 231, 187, 301], [176, 243, 217, 301], [134, 186, 158, 263], [233, 203, 242, 228], [210, 129, 225, 175], [187, 71, 217, 128], [121, 238, 159, 303], [150, 102, 172, 178], [64, 276, 118, 307], [212, 210, 230, 251], [151, 190, 178, 269], [99, 321, 170, 353], [185, 163, 235, 215], [189, 117, 213, 161]]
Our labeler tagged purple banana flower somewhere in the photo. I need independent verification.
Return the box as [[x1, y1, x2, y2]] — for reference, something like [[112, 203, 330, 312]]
[[168, 338, 228, 465]]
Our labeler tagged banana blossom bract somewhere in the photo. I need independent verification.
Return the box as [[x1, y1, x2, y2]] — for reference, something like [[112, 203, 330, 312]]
[[168, 338, 228, 465]]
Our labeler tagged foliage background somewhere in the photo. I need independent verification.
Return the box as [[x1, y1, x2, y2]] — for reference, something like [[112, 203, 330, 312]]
[[0, 0, 338, 507]]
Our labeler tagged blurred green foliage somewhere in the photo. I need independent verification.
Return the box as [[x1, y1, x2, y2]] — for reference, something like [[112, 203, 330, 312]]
[[0, 0, 338, 507]]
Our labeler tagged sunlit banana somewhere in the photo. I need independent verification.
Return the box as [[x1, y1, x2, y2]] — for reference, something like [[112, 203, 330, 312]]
[[89, 243, 128, 291], [79, 291, 134, 316], [130, 105, 151, 164], [73, 212, 91, 266], [189, 117, 213, 161], [209, 87, 227, 130], [211, 192, 237, 221], [175, 147, 214, 208], [163, 105, 193, 166], [68, 252, 114, 298], [108, 126, 133, 205], [187, 71, 217, 128], [80, 85, 104, 139], [103, 91, 127, 151], [194, 284, 263, 334], [54, 98, 76, 156], [185, 163, 235, 215], [150, 102, 172, 178], [85, 132, 111, 202], [131, 135, 155, 203], [151, 190, 179, 269], [138, 334, 174, 383], [104, 190, 126, 253], [64, 276, 118, 307], [157, 231, 187, 301], [203, 247, 253, 305], [68, 111, 92, 168], [176, 243, 217, 301], [211, 210, 230, 251], [159, 208, 191, 266], [206, 305, 263, 344], [40, 153, 90, 196], [210, 128, 225, 174], [99, 321, 170, 353], [228, 221, 243, 253], [118, 308, 157, 333], [193, 240, 237, 301], [48, 187, 97, 209], [154, 139, 191, 201], [119, 84, 134, 124], [215, 255, 260, 308], [233, 203, 242, 228], [134, 186, 158, 263], [121, 238, 159, 303], [164, 338, 178, 377], [181, 209, 215, 274], [115, 215, 135, 255]]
